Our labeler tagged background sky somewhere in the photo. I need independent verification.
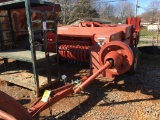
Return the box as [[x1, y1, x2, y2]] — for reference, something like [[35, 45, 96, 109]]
[[103, 0, 155, 15], [129, 0, 154, 14]]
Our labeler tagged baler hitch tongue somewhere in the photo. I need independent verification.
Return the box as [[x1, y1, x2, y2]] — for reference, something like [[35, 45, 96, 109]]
[[28, 61, 112, 117], [74, 61, 112, 93]]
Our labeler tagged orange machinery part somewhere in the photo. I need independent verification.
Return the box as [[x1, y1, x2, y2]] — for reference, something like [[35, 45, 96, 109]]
[[56, 18, 140, 79], [0, 91, 32, 120]]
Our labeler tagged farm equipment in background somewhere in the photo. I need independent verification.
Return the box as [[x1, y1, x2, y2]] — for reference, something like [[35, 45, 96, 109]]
[[0, 1, 61, 51], [0, 0, 141, 119]]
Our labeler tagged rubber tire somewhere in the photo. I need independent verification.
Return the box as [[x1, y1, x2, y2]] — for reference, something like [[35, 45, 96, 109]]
[[127, 47, 140, 75]]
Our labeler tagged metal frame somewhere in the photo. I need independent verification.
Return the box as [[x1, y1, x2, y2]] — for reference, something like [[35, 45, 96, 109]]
[[0, 0, 58, 96]]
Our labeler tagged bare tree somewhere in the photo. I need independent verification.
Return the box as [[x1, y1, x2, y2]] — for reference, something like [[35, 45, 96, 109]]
[[54, 0, 98, 24], [147, 0, 160, 23], [54, 0, 78, 24], [115, 1, 134, 23], [148, 0, 160, 9], [68, 0, 99, 23], [53, 0, 135, 24], [140, 0, 160, 23], [98, 3, 116, 22]]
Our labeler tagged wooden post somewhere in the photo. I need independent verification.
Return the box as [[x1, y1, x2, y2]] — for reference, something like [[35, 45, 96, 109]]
[[156, 17, 159, 46]]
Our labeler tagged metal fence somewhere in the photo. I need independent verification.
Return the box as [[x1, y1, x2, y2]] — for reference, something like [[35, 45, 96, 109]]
[[139, 18, 160, 47]]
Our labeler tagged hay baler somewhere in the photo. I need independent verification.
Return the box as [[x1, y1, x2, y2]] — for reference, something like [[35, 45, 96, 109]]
[[27, 17, 142, 117], [0, 0, 141, 118], [56, 18, 141, 79]]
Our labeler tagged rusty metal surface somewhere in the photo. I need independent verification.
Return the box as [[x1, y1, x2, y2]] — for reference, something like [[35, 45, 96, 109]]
[[28, 85, 74, 116], [58, 24, 132, 38], [0, 4, 60, 39], [0, 91, 33, 120], [99, 41, 133, 76], [59, 44, 90, 62], [74, 61, 111, 93]]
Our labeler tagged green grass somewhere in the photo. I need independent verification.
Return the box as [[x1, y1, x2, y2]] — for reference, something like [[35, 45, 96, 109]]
[[140, 27, 160, 40], [140, 27, 157, 37], [139, 27, 160, 46], [138, 41, 149, 44]]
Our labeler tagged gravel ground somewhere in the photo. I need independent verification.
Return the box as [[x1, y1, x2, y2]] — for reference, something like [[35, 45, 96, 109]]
[[0, 47, 160, 120]]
